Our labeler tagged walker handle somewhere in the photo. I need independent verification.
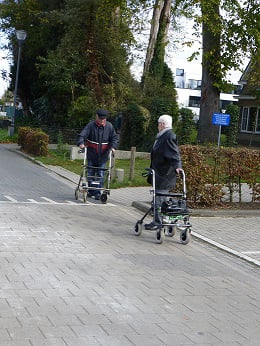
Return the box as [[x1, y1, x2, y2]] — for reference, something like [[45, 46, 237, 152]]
[[78, 147, 86, 154], [142, 168, 152, 177]]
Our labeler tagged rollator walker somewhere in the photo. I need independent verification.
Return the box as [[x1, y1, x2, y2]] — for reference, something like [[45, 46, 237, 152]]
[[134, 168, 192, 244], [74, 147, 113, 204]]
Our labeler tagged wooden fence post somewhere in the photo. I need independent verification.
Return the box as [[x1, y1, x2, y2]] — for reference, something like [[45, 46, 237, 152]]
[[129, 147, 136, 180], [110, 152, 116, 180]]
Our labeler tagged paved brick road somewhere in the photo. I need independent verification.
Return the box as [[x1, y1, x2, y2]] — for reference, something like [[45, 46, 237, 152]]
[[0, 201, 259, 346]]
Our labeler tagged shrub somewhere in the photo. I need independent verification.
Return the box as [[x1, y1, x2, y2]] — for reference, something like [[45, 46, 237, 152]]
[[176, 108, 197, 145], [18, 127, 49, 156], [119, 103, 150, 151], [177, 145, 260, 207], [18, 127, 35, 149], [225, 104, 240, 147]]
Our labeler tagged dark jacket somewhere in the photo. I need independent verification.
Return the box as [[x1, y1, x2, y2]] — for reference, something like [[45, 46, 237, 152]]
[[77, 120, 118, 165], [150, 129, 182, 190]]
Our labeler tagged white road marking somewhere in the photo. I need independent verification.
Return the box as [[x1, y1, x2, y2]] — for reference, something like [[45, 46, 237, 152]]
[[0, 196, 116, 206], [5, 195, 18, 202], [41, 197, 58, 203], [241, 251, 260, 254]]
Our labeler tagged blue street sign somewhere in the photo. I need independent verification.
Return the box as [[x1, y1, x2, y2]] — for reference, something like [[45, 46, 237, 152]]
[[212, 113, 230, 126]]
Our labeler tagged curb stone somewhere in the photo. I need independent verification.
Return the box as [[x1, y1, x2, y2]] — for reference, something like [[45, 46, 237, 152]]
[[132, 201, 258, 218]]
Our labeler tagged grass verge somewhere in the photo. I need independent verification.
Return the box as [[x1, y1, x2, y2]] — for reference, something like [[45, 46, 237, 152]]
[[0, 128, 18, 143], [35, 148, 150, 189]]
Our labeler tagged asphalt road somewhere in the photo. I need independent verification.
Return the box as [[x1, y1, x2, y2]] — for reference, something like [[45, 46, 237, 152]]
[[0, 144, 259, 346]]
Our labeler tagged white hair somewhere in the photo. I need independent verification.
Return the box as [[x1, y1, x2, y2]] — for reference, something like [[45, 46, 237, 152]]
[[158, 114, 172, 128]]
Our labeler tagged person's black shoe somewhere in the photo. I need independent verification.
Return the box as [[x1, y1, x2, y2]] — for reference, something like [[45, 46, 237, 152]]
[[144, 222, 161, 230]]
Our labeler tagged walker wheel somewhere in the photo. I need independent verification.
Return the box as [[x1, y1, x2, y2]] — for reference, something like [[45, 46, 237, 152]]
[[100, 193, 107, 204], [166, 225, 176, 237], [154, 229, 165, 244], [180, 228, 191, 245], [134, 221, 142, 236], [75, 188, 79, 200]]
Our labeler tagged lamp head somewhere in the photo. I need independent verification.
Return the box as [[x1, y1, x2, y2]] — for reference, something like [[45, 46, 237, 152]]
[[16, 30, 27, 42]]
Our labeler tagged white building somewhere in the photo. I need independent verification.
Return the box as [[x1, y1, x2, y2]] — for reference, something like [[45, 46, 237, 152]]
[[174, 66, 241, 120]]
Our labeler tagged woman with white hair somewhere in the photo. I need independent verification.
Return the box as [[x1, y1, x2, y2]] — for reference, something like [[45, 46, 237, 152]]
[[145, 114, 183, 230]]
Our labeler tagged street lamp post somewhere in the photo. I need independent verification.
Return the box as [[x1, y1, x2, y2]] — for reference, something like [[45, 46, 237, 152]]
[[8, 29, 27, 136]]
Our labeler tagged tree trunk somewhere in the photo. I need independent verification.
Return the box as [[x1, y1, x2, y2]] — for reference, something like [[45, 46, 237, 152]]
[[199, 61, 220, 143], [143, 0, 164, 79], [198, 0, 221, 144], [151, 0, 171, 76], [86, 4, 103, 104]]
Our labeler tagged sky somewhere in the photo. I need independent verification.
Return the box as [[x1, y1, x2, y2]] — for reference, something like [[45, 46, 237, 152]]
[[0, 34, 11, 98]]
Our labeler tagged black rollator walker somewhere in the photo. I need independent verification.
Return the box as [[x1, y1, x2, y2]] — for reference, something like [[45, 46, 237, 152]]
[[74, 147, 113, 204], [134, 168, 192, 244]]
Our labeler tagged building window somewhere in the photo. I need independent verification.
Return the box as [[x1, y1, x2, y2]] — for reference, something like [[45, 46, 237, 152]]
[[187, 79, 201, 89], [176, 68, 184, 76], [240, 107, 260, 133], [189, 96, 200, 108]]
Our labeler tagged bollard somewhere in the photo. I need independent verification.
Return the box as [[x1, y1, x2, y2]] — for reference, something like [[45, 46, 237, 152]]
[[115, 168, 124, 182]]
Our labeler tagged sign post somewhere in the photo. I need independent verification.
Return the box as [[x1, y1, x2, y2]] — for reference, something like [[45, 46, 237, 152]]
[[212, 113, 230, 148]]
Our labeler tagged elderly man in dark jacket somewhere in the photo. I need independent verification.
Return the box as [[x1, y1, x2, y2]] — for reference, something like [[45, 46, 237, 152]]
[[77, 109, 118, 199], [145, 114, 183, 230]]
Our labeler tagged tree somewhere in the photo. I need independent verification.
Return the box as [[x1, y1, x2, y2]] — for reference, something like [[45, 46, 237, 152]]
[[0, 0, 66, 119], [1, 0, 258, 145], [142, 0, 165, 78], [141, 0, 178, 138], [174, 0, 259, 144], [0, 0, 142, 126], [142, 0, 172, 84], [244, 47, 260, 99], [198, 0, 221, 143]]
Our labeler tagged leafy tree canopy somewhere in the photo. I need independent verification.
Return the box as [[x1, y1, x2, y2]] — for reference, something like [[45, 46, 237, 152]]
[[174, 0, 259, 88]]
